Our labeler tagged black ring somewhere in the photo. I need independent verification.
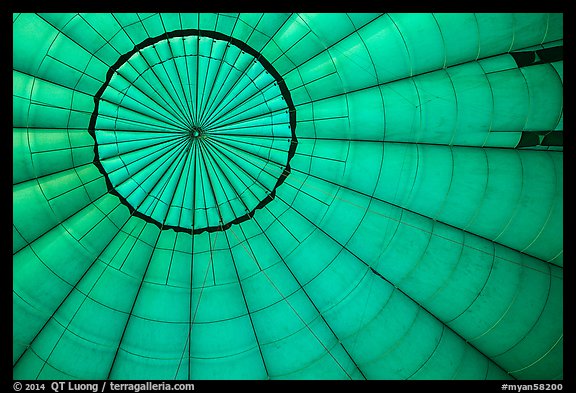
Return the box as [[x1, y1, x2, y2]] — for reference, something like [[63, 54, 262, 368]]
[[88, 29, 297, 234]]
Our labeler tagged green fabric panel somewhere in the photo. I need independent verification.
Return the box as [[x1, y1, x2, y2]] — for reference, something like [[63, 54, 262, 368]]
[[490, 273, 563, 379], [59, 200, 107, 242], [278, 345, 362, 380], [328, 32, 377, 92], [475, 13, 515, 57], [447, 63, 494, 146], [412, 71, 457, 144], [253, 292, 347, 378], [38, 289, 123, 379], [251, 297, 306, 346], [191, 283, 248, 323], [281, 24, 326, 67], [322, 268, 392, 341], [402, 145, 454, 215], [342, 289, 496, 379], [299, 14, 357, 46], [133, 282, 190, 323], [13, 246, 71, 362], [522, 153, 563, 265], [285, 51, 342, 102], [171, 13, 198, 31], [469, 252, 552, 353], [478, 53, 518, 73], [13, 181, 61, 244], [381, 78, 444, 141], [433, 13, 480, 66], [206, 241, 248, 283], [15, 319, 68, 379], [196, 13, 219, 32], [13, 128, 36, 185], [454, 346, 504, 379], [37, 168, 83, 200], [36, 13, 76, 30], [271, 15, 311, 57], [48, 184, 95, 224], [29, 227, 92, 284], [373, 143, 419, 205], [463, 149, 529, 249], [300, 325, 363, 379], [481, 150, 562, 264], [109, 350, 182, 380], [118, 317, 189, 366], [317, 188, 372, 248], [389, 13, 445, 76], [545, 14, 563, 42], [58, 15, 114, 59], [338, 141, 382, 195], [435, 147, 489, 228], [482, 131, 522, 149], [550, 61, 563, 131], [493, 151, 561, 263], [305, 249, 366, 312], [280, 177, 332, 227], [114, 12, 148, 47], [260, 322, 339, 378], [188, 347, 267, 380], [37, 327, 111, 379], [38, 363, 74, 379], [393, 222, 465, 301], [79, 218, 122, 260], [447, 246, 557, 370], [289, 206, 508, 379], [510, 13, 550, 50], [12, 226, 27, 254], [359, 15, 412, 83], [27, 110, 74, 146], [487, 68, 530, 131], [282, 232, 337, 285], [409, 328, 472, 379], [86, 266, 140, 313], [31, 150, 77, 179], [492, 264, 563, 380], [35, 165, 106, 224], [13, 350, 49, 380], [213, 13, 239, 37], [236, 19, 268, 52], [347, 88, 385, 140], [13, 13, 59, 74], [242, 265, 300, 312], [12, 71, 33, 126], [346, 13, 381, 28], [521, 64, 563, 131], [425, 232, 494, 321], [38, 33, 94, 86]]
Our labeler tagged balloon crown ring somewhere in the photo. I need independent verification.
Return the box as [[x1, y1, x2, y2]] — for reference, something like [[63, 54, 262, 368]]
[[88, 29, 297, 234]]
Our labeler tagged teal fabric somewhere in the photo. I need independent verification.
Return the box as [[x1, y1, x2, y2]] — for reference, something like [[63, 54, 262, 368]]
[[13, 13, 563, 380]]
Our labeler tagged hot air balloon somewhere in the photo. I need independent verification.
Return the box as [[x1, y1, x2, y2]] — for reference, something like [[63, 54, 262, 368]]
[[13, 13, 563, 380]]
